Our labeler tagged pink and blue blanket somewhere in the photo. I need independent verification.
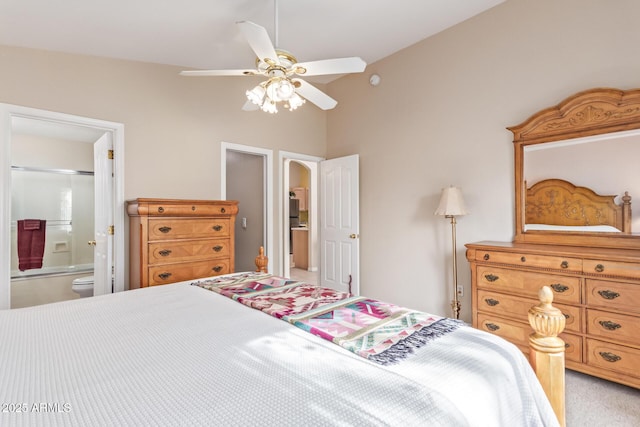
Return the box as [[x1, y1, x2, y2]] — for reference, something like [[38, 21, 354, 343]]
[[193, 272, 463, 365]]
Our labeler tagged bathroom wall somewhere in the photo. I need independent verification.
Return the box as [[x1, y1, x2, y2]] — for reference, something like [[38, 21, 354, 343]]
[[10, 134, 94, 307]]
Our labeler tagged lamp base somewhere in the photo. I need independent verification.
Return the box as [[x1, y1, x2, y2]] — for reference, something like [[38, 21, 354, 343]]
[[451, 299, 461, 320]]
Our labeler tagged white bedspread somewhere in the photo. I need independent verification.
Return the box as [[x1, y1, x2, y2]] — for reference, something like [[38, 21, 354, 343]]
[[0, 280, 559, 427]]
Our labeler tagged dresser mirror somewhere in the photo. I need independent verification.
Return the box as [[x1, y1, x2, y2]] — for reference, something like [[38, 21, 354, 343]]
[[508, 87, 640, 249]]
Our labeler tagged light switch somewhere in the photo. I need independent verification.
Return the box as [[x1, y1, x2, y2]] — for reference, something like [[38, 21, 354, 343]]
[[241, 217, 247, 229]]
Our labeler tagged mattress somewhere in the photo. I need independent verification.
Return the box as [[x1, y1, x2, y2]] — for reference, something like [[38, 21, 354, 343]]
[[0, 275, 559, 427]]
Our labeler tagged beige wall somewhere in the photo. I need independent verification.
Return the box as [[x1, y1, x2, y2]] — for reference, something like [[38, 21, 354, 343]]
[[0, 45, 328, 273], [327, 0, 640, 320]]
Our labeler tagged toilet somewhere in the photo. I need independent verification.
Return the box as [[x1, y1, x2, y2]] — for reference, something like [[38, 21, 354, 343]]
[[71, 275, 94, 298]]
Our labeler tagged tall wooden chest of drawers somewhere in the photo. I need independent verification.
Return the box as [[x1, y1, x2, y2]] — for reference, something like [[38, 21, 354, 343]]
[[127, 198, 238, 288], [466, 241, 640, 389]]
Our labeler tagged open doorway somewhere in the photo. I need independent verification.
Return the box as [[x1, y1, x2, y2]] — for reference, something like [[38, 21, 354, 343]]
[[221, 142, 273, 274], [0, 104, 125, 310], [280, 151, 322, 283]]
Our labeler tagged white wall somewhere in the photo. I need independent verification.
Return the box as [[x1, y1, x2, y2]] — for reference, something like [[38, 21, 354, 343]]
[[326, 0, 640, 320]]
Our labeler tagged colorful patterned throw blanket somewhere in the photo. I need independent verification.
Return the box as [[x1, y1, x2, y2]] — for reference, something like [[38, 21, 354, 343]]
[[193, 272, 463, 365]]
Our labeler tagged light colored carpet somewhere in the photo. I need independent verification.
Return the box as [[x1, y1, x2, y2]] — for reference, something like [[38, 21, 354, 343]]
[[566, 369, 640, 426]]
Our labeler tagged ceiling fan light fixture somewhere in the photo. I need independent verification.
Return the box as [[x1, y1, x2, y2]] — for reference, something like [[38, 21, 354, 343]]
[[246, 85, 266, 105], [261, 98, 278, 114], [286, 93, 306, 111]]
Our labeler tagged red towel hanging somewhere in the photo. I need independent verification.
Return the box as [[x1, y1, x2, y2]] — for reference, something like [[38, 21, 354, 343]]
[[17, 219, 46, 271]]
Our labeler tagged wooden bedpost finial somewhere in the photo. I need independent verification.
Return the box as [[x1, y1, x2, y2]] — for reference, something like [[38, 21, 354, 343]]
[[528, 286, 566, 427], [255, 246, 268, 273]]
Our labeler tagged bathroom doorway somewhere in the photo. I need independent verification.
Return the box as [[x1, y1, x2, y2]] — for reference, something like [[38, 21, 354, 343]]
[[0, 104, 125, 309]]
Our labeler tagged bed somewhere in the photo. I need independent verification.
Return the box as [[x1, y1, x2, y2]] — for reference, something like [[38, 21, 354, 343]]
[[524, 178, 632, 233], [1, 252, 563, 426]]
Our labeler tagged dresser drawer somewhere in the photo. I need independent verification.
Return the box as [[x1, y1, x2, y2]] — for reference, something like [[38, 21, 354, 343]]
[[561, 332, 583, 364], [146, 203, 235, 216], [586, 279, 640, 315], [477, 313, 530, 348], [587, 309, 640, 345], [587, 339, 640, 378], [148, 218, 230, 240], [475, 250, 582, 272], [148, 239, 230, 264], [477, 266, 581, 304], [148, 259, 231, 286], [476, 290, 581, 333], [584, 259, 640, 280]]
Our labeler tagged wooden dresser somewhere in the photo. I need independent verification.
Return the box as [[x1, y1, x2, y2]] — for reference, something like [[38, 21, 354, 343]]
[[466, 241, 640, 389], [127, 198, 238, 288]]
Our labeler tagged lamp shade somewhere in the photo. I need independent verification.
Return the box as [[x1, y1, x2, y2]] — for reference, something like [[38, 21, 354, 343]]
[[434, 186, 468, 216]]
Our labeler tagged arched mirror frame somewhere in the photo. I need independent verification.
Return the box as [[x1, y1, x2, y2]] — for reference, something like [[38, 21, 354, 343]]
[[508, 87, 640, 250]]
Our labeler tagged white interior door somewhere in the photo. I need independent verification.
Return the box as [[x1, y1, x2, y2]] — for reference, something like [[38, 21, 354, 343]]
[[320, 154, 359, 294], [93, 132, 113, 296]]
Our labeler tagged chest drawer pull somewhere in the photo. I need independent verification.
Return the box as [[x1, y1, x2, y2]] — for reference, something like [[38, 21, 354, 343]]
[[158, 272, 172, 280], [158, 249, 172, 257], [212, 266, 223, 272], [599, 320, 622, 331], [520, 256, 526, 262], [550, 283, 569, 293], [159, 226, 172, 233], [594, 264, 605, 273], [212, 245, 223, 252], [157, 207, 164, 213], [560, 261, 569, 269], [483, 253, 490, 260], [598, 290, 620, 300], [212, 225, 223, 231], [599, 352, 621, 363], [484, 274, 499, 282], [484, 298, 500, 306], [485, 323, 500, 331]]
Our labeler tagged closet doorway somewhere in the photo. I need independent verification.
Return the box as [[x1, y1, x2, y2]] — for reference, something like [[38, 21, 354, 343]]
[[0, 104, 125, 309]]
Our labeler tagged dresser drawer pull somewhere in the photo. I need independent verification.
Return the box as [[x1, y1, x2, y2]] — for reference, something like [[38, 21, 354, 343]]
[[212, 245, 223, 252], [158, 207, 164, 213], [560, 261, 569, 269], [565, 343, 570, 349], [212, 225, 223, 231], [598, 290, 620, 300], [158, 226, 172, 233], [221, 207, 226, 213], [158, 272, 172, 280], [484, 274, 499, 282], [599, 352, 621, 363], [158, 249, 172, 257], [564, 313, 570, 319], [485, 323, 500, 331], [484, 298, 500, 306], [550, 283, 569, 293], [520, 256, 526, 262], [212, 266, 223, 273], [483, 253, 490, 261], [594, 264, 605, 273], [599, 320, 622, 331]]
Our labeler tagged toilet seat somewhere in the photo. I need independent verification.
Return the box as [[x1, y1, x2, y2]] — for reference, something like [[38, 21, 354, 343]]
[[72, 275, 94, 298]]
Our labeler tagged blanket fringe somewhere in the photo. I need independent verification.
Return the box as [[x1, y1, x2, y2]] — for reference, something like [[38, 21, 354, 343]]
[[367, 318, 465, 366]]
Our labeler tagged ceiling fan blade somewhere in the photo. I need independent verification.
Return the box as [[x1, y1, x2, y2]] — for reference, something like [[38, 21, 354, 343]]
[[295, 57, 366, 76], [242, 100, 259, 112], [180, 69, 257, 77], [237, 21, 279, 65], [294, 79, 338, 110]]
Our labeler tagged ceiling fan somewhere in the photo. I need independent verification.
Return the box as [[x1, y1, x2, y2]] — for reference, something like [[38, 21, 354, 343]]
[[180, 1, 366, 113]]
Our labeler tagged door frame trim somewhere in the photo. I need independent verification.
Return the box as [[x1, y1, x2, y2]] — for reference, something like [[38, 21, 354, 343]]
[[221, 142, 273, 274], [0, 103, 125, 309]]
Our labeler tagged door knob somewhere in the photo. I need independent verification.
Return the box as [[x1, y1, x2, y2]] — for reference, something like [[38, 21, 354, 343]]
[[349, 234, 358, 239], [88, 240, 96, 246]]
